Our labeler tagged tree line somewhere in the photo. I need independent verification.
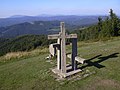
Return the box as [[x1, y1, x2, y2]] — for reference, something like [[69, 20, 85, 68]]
[[0, 35, 55, 56], [75, 9, 120, 41]]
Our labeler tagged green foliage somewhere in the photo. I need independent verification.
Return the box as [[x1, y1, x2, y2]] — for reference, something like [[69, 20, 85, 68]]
[[0, 38, 9, 44], [0, 35, 54, 56], [75, 9, 120, 41], [109, 9, 120, 36]]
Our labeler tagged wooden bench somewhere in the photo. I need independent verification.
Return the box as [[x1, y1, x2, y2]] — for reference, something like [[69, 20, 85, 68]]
[[67, 54, 86, 64]]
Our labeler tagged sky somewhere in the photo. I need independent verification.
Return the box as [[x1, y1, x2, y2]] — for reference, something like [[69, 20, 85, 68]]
[[0, 0, 120, 18]]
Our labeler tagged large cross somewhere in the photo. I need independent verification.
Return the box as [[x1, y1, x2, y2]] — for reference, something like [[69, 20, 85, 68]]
[[48, 22, 77, 73]]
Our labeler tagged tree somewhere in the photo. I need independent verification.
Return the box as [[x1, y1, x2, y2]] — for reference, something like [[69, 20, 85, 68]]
[[98, 17, 102, 32], [109, 9, 120, 36]]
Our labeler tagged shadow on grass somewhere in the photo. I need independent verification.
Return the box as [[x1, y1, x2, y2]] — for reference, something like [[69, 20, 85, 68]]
[[79, 53, 119, 69]]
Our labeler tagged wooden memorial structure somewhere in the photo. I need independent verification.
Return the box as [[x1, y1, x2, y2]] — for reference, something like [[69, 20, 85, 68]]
[[48, 22, 85, 78]]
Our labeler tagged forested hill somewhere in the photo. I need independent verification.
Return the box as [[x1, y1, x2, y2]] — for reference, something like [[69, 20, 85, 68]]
[[0, 21, 77, 38], [0, 35, 51, 56]]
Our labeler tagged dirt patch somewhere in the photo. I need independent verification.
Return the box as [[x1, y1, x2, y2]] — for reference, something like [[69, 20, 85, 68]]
[[85, 79, 120, 90], [97, 79, 120, 87]]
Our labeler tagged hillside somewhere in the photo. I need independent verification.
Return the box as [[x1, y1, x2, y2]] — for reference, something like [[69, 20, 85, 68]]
[[0, 35, 51, 56], [0, 37, 120, 90], [0, 20, 78, 38], [0, 21, 60, 38]]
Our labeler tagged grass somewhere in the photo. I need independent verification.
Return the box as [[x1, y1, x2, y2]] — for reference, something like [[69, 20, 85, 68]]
[[0, 47, 48, 65], [0, 37, 120, 90]]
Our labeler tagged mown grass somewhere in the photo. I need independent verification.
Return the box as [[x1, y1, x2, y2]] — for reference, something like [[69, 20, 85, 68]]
[[0, 37, 120, 90]]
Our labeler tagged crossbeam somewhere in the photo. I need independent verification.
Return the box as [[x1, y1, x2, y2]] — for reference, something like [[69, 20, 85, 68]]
[[48, 34, 61, 40], [48, 34, 77, 40]]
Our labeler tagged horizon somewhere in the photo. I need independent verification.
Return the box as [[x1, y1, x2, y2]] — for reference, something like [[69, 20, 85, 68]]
[[0, 0, 120, 18], [5, 14, 111, 18]]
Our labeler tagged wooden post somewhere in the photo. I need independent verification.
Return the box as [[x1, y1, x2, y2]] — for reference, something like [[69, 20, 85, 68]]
[[72, 38, 78, 70], [60, 22, 66, 73], [57, 38, 61, 70]]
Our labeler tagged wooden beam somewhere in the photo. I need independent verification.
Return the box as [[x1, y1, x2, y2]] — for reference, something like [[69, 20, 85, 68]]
[[57, 38, 61, 70], [48, 34, 77, 40], [67, 54, 86, 64], [66, 34, 77, 39], [48, 34, 60, 40], [61, 22, 66, 73], [75, 56, 86, 64]]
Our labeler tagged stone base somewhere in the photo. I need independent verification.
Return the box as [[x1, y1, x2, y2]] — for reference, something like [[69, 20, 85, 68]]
[[52, 66, 82, 78]]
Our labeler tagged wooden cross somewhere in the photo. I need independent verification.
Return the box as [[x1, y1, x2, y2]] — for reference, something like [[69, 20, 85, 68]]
[[48, 22, 77, 73]]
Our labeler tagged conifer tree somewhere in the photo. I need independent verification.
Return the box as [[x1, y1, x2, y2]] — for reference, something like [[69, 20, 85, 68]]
[[109, 9, 120, 36]]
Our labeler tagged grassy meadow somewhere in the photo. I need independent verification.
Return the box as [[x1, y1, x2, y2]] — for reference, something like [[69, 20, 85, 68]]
[[0, 37, 120, 90]]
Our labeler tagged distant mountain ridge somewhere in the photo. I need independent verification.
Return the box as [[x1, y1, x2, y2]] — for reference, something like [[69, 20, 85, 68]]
[[9, 15, 28, 18], [0, 15, 107, 27], [0, 15, 108, 38]]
